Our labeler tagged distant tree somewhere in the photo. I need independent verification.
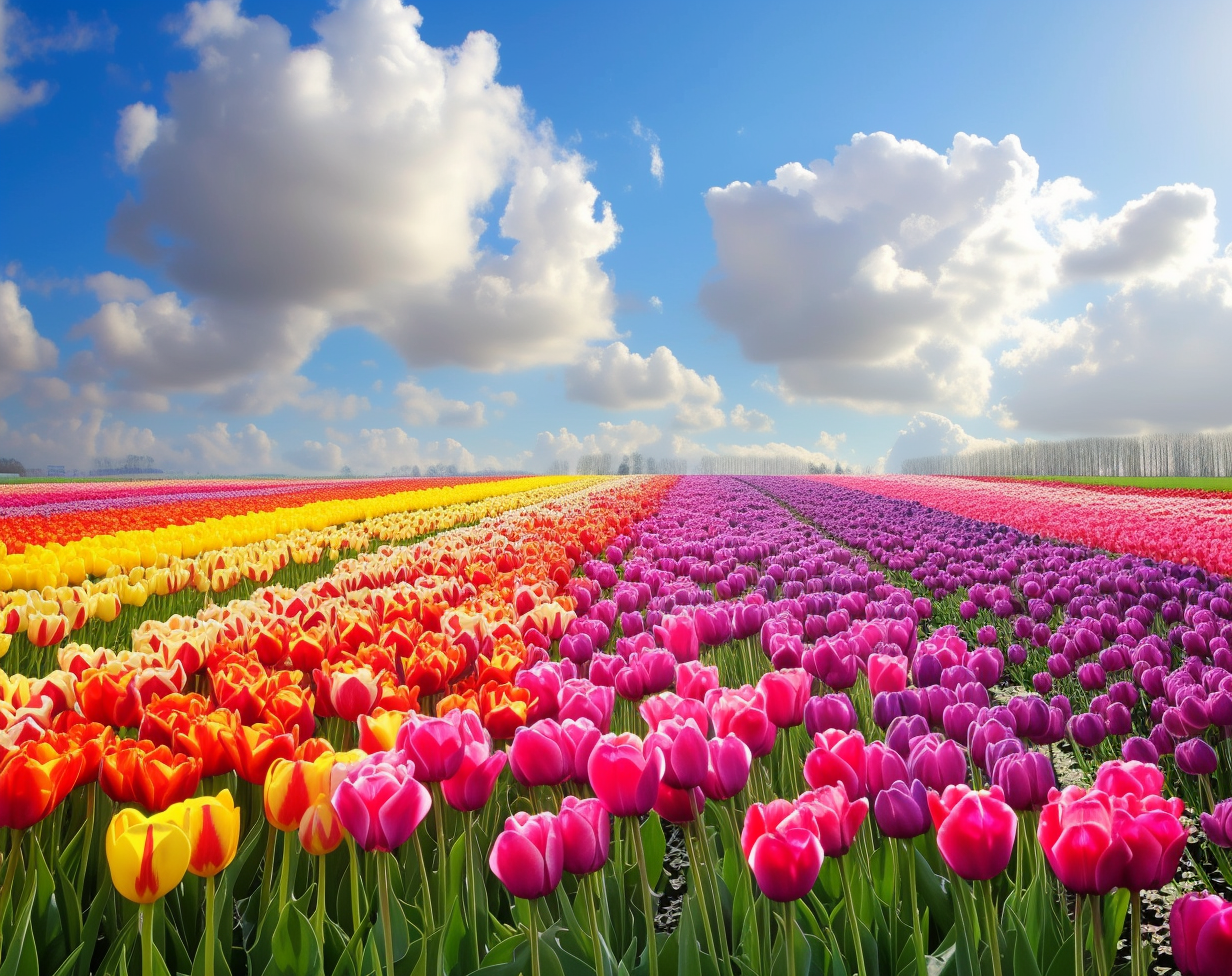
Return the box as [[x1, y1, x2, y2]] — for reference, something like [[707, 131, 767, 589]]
[[617, 455, 631, 475], [545, 459, 570, 475], [0, 458, 25, 476]]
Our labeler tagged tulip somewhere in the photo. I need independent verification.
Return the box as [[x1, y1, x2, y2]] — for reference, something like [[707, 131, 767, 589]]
[[701, 734, 753, 801], [644, 718, 709, 790], [1113, 795, 1187, 891], [1171, 893, 1232, 976], [396, 715, 465, 783], [907, 735, 967, 792], [796, 784, 868, 857], [740, 800, 824, 902], [587, 732, 664, 817], [707, 687, 776, 758], [559, 717, 602, 786], [676, 662, 720, 701], [161, 790, 241, 877], [1093, 759, 1163, 799], [1176, 737, 1219, 776], [299, 797, 345, 856], [331, 757, 432, 852], [804, 693, 857, 736], [443, 733, 507, 812], [226, 721, 296, 785], [0, 740, 83, 829], [803, 729, 866, 798], [868, 653, 908, 695], [101, 740, 202, 813], [1037, 786, 1127, 895], [756, 668, 811, 728], [929, 784, 1017, 881], [508, 720, 571, 788], [991, 751, 1055, 811], [557, 679, 615, 733], [558, 795, 610, 875], [489, 811, 564, 899], [654, 782, 706, 823], [264, 754, 334, 832], [639, 691, 710, 734], [357, 709, 406, 753], [1201, 798, 1232, 848], [865, 740, 909, 798], [874, 779, 930, 838], [106, 811, 191, 903]]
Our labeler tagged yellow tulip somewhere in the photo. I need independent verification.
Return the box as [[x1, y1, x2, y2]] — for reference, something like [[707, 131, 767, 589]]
[[106, 812, 190, 904], [159, 790, 241, 877]]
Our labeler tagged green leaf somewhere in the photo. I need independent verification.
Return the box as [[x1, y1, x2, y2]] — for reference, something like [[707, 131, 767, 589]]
[[48, 945, 83, 976], [88, 906, 137, 976], [677, 891, 702, 976], [74, 880, 111, 976], [640, 814, 666, 891], [54, 858, 83, 950], [267, 904, 320, 976], [1100, 889, 1129, 972], [1006, 908, 1042, 976]]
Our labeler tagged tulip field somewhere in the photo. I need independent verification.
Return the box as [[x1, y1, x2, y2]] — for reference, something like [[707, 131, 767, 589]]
[[2, 474, 1232, 976]]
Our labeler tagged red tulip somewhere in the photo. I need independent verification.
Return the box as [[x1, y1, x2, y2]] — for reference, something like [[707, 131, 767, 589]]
[[587, 732, 665, 817], [1036, 786, 1127, 895], [928, 784, 1017, 881], [489, 811, 564, 900], [654, 782, 706, 823], [741, 799, 824, 902]]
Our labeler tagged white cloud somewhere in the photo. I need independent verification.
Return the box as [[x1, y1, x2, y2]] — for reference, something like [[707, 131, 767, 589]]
[[0, 0, 115, 121], [729, 404, 774, 432], [712, 439, 841, 468], [702, 130, 1232, 432], [107, 0, 619, 388], [182, 422, 275, 472], [286, 439, 344, 474], [883, 412, 1014, 472], [565, 341, 724, 429], [488, 390, 518, 407], [0, 409, 159, 470], [396, 378, 486, 427], [341, 427, 478, 474], [84, 272, 153, 303], [115, 103, 159, 171], [525, 420, 662, 472], [0, 280, 57, 390], [632, 118, 663, 185], [648, 296, 662, 311], [815, 430, 846, 453]]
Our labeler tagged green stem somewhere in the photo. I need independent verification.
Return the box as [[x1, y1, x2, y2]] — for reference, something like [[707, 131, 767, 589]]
[[464, 812, 480, 966], [837, 856, 868, 976], [528, 898, 541, 976], [314, 856, 326, 976], [1202, 775, 1218, 814], [1074, 896, 1085, 976], [629, 817, 659, 976], [1130, 890, 1142, 976], [77, 784, 96, 893], [279, 829, 293, 913], [584, 872, 604, 976], [379, 853, 396, 976], [1089, 894, 1108, 976], [904, 839, 927, 976], [205, 874, 216, 976], [413, 831, 435, 931], [259, 822, 278, 920], [142, 902, 153, 976], [782, 900, 796, 976], [0, 828, 24, 962], [431, 784, 448, 921], [684, 827, 721, 973], [980, 879, 1003, 976]]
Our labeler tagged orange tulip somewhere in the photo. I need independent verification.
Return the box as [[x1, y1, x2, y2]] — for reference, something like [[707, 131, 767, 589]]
[[100, 739, 203, 812], [225, 720, 296, 785], [357, 708, 406, 753], [78, 666, 144, 728], [0, 739, 84, 828], [263, 684, 315, 742], [480, 681, 533, 740]]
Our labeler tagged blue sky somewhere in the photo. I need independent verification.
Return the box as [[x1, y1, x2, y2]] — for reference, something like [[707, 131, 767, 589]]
[[3, 0, 1232, 474]]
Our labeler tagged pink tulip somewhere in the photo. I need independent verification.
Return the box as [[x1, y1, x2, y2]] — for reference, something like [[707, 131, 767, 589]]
[[332, 756, 432, 852], [395, 715, 465, 783], [654, 613, 700, 663], [741, 799, 824, 902], [928, 784, 1017, 881], [796, 785, 868, 857], [558, 796, 610, 875], [707, 686, 776, 758], [587, 732, 665, 817], [558, 679, 614, 733], [803, 729, 867, 799], [756, 668, 812, 728], [442, 722, 507, 812], [639, 692, 710, 734], [508, 720, 571, 787], [676, 662, 720, 701], [489, 811, 564, 900], [868, 653, 909, 696], [560, 717, 602, 785], [644, 717, 709, 790], [701, 734, 752, 801]]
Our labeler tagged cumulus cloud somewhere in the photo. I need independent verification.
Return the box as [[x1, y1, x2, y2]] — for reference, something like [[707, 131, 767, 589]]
[[106, 0, 619, 397], [115, 103, 159, 172], [0, 280, 57, 390], [883, 411, 1014, 472], [525, 420, 662, 472], [702, 130, 1232, 432], [342, 427, 478, 474], [0, 409, 158, 470], [182, 422, 276, 472], [729, 404, 774, 432], [816, 430, 846, 453], [565, 342, 724, 429], [396, 379, 486, 427]]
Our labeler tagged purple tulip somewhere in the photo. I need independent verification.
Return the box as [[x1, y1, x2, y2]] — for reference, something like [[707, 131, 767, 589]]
[[874, 780, 930, 838], [991, 750, 1055, 811], [1068, 712, 1107, 749], [1175, 737, 1219, 776], [804, 693, 857, 737]]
